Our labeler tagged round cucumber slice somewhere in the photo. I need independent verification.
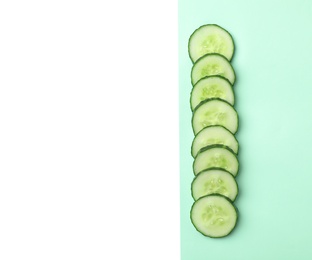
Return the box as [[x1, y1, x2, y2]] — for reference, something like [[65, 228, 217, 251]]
[[193, 145, 239, 176], [191, 168, 238, 201], [188, 24, 235, 63], [192, 98, 238, 135], [191, 53, 235, 86], [190, 194, 238, 238], [191, 125, 238, 158], [190, 75, 234, 111]]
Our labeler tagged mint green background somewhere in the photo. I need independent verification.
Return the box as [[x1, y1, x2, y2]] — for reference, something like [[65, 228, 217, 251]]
[[179, 1, 312, 259]]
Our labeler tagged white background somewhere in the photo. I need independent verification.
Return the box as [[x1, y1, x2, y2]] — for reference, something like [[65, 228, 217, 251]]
[[0, 0, 179, 259]]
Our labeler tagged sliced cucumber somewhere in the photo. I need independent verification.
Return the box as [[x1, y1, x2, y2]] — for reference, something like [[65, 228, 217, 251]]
[[188, 24, 235, 63], [192, 98, 238, 135], [190, 194, 238, 238], [191, 168, 238, 201], [190, 76, 234, 111], [193, 145, 239, 176], [191, 125, 238, 158], [191, 53, 235, 86]]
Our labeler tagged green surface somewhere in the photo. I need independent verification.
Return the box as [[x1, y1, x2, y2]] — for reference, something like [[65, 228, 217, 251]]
[[179, 1, 312, 259]]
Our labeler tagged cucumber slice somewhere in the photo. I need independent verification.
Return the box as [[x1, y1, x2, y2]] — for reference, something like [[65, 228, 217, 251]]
[[188, 24, 234, 63], [190, 76, 234, 111], [191, 168, 238, 201], [191, 125, 238, 158], [191, 53, 235, 86], [193, 145, 239, 176], [192, 98, 238, 135], [190, 194, 238, 238]]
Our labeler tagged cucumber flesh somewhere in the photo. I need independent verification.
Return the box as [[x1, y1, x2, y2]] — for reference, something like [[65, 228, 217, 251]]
[[191, 53, 235, 86], [191, 125, 238, 157], [192, 98, 238, 135], [190, 75, 234, 111], [193, 145, 239, 176], [190, 194, 238, 238], [188, 24, 235, 63], [191, 168, 238, 201]]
